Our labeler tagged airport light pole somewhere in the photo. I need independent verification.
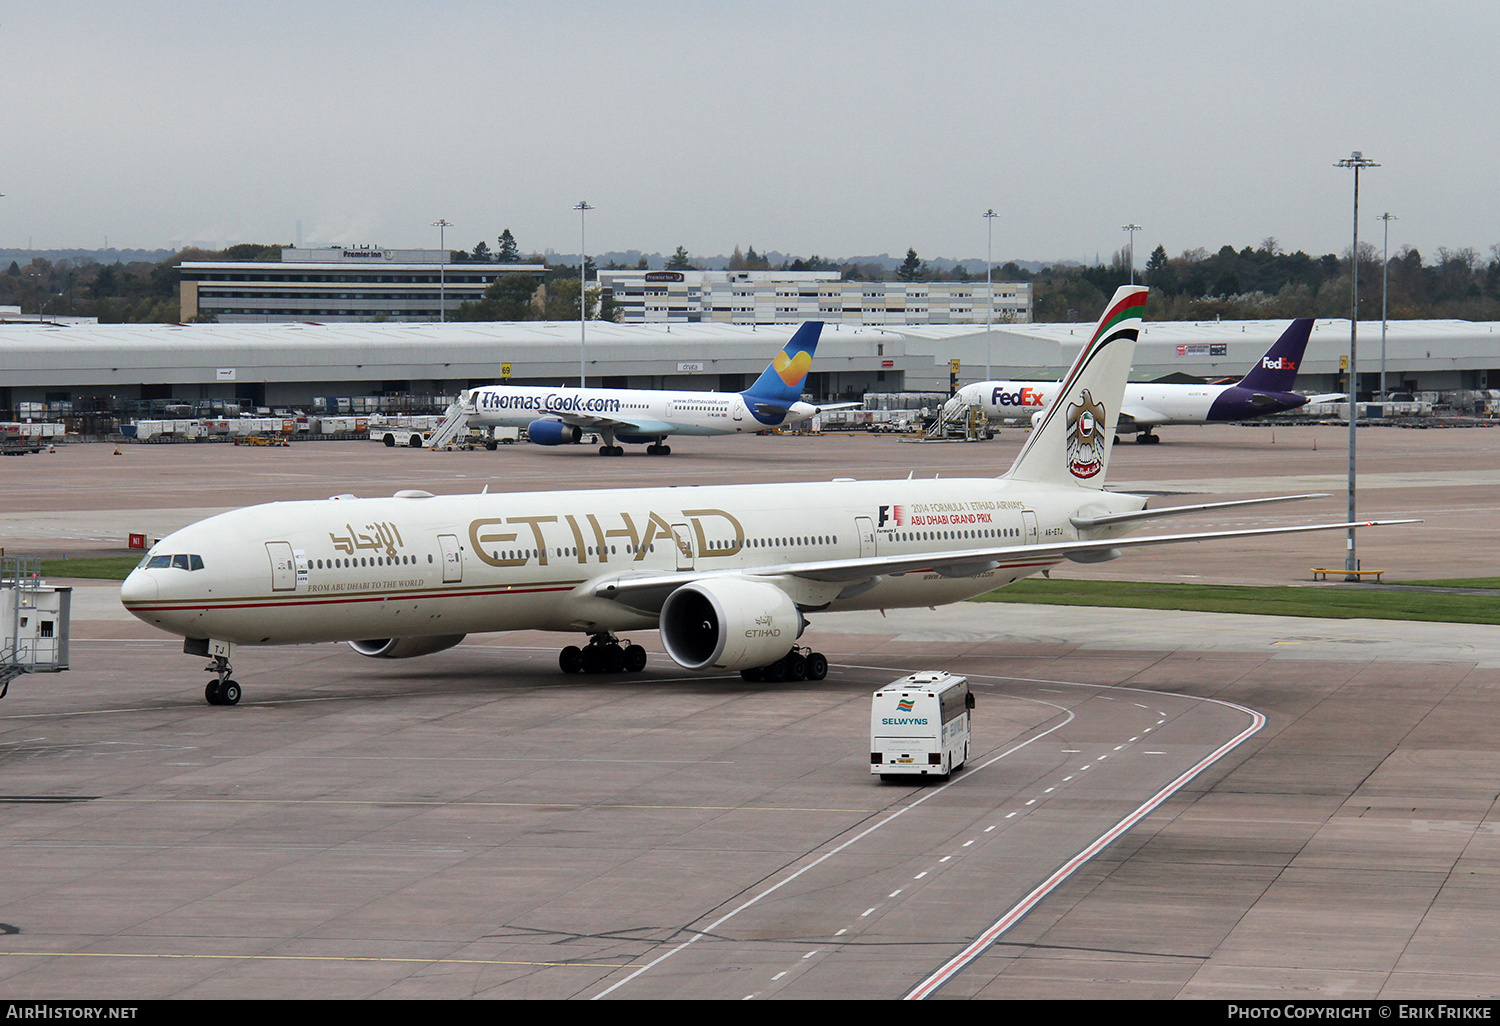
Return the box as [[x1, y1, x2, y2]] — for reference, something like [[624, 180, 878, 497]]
[[1121, 224, 1142, 285], [575, 201, 593, 388], [1379, 212, 1397, 399], [1336, 150, 1378, 580], [984, 208, 998, 379], [432, 219, 453, 323]]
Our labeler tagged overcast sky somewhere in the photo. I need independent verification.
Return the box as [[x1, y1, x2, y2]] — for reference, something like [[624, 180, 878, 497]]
[[4, 1, 1496, 266]]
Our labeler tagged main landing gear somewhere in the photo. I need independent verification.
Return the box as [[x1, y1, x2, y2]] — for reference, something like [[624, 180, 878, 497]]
[[559, 633, 648, 674], [739, 646, 829, 683], [203, 654, 241, 706], [1134, 430, 1161, 445], [646, 442, 672, 455]]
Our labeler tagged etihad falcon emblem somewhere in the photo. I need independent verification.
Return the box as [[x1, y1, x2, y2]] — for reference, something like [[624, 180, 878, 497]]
[[1065, 388, 1107, 479]]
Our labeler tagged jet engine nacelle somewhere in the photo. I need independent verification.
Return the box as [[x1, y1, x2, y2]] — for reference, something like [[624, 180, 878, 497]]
[[659, 578, 802, 672], [348, 635, 467, 659], [527, 420, 583, 446]]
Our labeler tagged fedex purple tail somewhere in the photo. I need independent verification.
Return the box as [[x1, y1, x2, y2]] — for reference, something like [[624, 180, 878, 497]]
[[1234, 318, 1314, 391], [1205, 318, 1318, 422]]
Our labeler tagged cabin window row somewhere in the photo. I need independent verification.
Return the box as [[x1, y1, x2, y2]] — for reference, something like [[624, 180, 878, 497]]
[[315, 555, 433, 569]]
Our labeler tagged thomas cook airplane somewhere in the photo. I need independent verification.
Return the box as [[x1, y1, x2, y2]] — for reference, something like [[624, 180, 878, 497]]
[[464, 321, 854, 455], [120, 287, 1411, 705], [947, 317, 1344, 443]]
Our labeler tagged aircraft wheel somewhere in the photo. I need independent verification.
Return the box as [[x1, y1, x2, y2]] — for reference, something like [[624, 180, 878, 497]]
[[599, 445, 612, 456], [660, 445, 671, 455], [1134, 433, 1150, 444], [580, 646, 604, 673], [786, 653, 807, 681], [219, 680, 241, 706], [205, 680, 222, 705], [805, 652, 828, 681], [486, 440, 498, 451], [623, 644, 647, 673], [559, 646, 583, 674], [762, 658, 788, 683], [740, 667, 764, 682]]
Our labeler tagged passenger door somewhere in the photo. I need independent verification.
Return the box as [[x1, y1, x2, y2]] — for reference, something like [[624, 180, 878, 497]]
[[671, 523, 695, 571], [266, 541, 296, 592], [438, 534, 463, 583]]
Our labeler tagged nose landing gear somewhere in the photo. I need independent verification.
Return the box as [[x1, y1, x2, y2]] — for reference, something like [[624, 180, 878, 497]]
[[204, 654, 241, 706]]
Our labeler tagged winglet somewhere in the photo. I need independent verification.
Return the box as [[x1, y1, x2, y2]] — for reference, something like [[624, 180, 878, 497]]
[[1004, 286, 1147, 488]]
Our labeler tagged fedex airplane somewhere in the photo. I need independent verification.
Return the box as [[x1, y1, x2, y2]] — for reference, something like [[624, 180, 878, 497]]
[[464, 322, 853, 456], [120, 287, 1410, 707], [948, 318, 1342, 443]]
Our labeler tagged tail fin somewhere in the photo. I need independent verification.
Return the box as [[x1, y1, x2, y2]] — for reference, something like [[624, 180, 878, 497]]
[[1235, 318, 1314, 391], [743, 321, 823, 404], [1004, 286, 1147, 488]]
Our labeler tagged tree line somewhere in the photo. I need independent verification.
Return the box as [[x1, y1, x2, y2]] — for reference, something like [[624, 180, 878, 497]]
[[5, 232, 1499, 324]]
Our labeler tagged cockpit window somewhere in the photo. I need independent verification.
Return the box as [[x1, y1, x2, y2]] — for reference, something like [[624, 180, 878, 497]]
[[142, 554, 204, 571]]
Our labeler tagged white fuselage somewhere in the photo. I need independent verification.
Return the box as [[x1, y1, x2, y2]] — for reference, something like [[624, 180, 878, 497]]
[[466, 384, 816, 437], [120, 478, 1146, 648], [954, 380, 1231, 428]]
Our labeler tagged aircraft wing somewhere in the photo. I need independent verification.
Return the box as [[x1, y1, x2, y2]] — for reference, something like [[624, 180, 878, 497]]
[[589, 517, 1419, 614], [538, 412, 661, 434]]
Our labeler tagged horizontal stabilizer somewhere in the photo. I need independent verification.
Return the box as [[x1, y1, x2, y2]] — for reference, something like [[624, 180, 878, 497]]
[[1070, 493, 1331, 530]]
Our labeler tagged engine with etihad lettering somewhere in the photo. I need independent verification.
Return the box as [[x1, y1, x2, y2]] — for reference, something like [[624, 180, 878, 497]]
[[658, 578, 803, 672]]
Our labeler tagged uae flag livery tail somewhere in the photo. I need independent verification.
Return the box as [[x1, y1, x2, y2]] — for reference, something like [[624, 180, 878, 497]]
[[1004, 285, 1147, 489]]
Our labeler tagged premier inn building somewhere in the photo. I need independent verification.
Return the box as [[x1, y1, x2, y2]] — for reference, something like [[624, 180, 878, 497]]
[[179, 247, 546, 323]]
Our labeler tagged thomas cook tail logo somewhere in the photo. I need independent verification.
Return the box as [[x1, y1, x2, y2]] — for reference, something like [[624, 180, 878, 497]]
[[773, 348, 813, 386], [1065, 389, 1107, 479]]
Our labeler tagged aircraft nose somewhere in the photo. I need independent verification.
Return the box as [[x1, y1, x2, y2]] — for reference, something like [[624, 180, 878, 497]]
[[120, 570, 158, 606]]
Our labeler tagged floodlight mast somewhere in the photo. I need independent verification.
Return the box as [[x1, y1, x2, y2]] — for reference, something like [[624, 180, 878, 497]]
[[575, 201, 593, 388], [1121, 223, 1142, 285], [984, 208, 998, 379], [1379, 212, 1397, 398], [432, 219, 453, 323], [1335, 150, 1378, 580]]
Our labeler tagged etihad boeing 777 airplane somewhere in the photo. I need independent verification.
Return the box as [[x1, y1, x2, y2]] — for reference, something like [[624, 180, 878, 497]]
[[121, 287, 1411, 708], [464, 321, 853, 455], [947, 318, 1343, 443]]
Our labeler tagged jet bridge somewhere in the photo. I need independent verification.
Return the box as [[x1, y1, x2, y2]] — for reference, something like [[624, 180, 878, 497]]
[[1, 556, 72, 698]]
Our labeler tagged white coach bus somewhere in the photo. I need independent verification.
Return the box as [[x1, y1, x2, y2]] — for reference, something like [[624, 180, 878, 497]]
[[871, 671, 974, 781]]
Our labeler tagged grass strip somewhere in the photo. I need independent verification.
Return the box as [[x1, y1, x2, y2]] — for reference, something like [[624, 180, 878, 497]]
[[972, 578, 1500, 625], [39, 556, 141, 580]]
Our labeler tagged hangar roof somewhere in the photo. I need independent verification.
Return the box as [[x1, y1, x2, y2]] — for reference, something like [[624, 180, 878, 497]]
[[1, 318, 1496, 389]]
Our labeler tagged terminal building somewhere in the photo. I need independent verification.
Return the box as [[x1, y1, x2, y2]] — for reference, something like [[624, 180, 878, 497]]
[[596, 269, 1032, 326], [179, 247, 546, 323], [2, 318, 1496, 415]]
